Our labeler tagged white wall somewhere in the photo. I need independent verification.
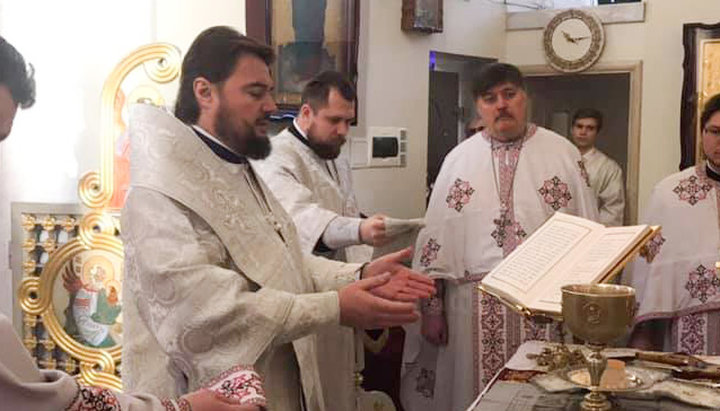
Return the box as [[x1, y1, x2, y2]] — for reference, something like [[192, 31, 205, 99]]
[[5, 0, 715, 321], [155, 0, 246, 54], [505, 0, 720, 214], [0, 0, 245, 319], [352, 0, 506, 218]]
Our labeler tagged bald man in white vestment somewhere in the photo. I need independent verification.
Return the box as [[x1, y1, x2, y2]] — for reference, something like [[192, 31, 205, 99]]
[[571, 108, 625, 226], [401, 63, 598, 411], [121, 27, 435, 411]]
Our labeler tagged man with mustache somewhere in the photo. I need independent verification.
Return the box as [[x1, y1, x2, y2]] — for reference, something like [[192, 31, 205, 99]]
[[570, 108, 625, 226], [626, 93, 720, 356], [121, 26, 435, 411], [401, 63, 598, 411], [0, 34, 263, 411], [253, 71, 414, 410]]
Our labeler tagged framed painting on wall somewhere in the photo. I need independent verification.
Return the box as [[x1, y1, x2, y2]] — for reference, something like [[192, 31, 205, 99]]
[[246, 0, 360, 118], [401, 0, 443, 33], [680, 22, 720, 169]]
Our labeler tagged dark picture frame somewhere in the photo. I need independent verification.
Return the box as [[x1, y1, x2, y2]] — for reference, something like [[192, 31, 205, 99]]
[[680, 22, 720, 170], [401, 0, 443, 33], [246, 0, 360, 119]]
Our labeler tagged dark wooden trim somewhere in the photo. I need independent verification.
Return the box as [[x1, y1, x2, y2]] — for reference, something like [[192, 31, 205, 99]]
[[348, 0, 360, 126], [247, 0, 361, 119], [680, 22, 720, 170], [245, 0, 271, 44], [349, 0, 360, 83]]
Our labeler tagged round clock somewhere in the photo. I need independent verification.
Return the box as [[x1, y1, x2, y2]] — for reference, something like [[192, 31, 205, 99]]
[[543, 9, 605, 73]]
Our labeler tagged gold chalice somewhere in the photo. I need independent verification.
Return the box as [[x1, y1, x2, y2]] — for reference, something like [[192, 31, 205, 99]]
[[561, 284, 636, 411]]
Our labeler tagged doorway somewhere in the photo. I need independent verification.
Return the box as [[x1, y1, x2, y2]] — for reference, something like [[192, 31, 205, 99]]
[[426, 51, 495, 202], [526, 73, 630, 184], [521, 62, 642, 223]]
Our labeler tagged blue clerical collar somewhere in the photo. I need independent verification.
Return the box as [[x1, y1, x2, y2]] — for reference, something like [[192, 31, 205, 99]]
[[191, 125, 248, 164]]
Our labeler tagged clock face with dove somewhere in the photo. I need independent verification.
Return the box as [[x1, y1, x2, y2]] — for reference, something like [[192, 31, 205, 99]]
[[543, 9, 605, 73]]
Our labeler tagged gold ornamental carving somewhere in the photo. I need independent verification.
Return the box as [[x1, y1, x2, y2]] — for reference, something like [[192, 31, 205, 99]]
[[17, 236, 124, 390], [18, 43, 182, 390], [78, 43, 180, 210]]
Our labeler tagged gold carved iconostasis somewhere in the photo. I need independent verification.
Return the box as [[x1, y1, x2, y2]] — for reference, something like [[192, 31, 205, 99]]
[[14, 43, 181, 390]]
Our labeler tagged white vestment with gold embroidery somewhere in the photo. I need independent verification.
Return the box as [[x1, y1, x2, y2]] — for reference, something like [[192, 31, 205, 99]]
[[400, 126, 598, 411], [122, 105, 359, 411], [253, 128, 371, 411], [253, 128, 372, 262]]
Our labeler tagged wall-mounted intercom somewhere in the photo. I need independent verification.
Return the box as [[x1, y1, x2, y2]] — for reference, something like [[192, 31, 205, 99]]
[[349, 127, 407, 169]]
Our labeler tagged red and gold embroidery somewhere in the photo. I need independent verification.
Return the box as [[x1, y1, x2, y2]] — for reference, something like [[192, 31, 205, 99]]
[[445, 178, 475, 212], [685, 264, 720, 303], [66, 386, 120, 411], [202, 365, 267, 406], [480, 296, 506, 383], [538, 176, 573, 211], [161, 398, 191, 411], [420, 238, 441, 267], [678, 313, 706, 355], [578, 160, 591, 187], [639, 233, 665, 263], [673, 175, 712, 205], [491, 214, 526, 250]]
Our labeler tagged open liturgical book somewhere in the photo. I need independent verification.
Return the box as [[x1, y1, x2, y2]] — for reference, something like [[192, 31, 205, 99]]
[[479, 212, 658, 318]]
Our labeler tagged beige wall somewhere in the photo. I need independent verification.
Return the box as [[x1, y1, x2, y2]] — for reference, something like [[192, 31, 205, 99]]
[[0, 0, 245, 319], [505, 0, 720, 215], [352, 0, 506, 218], [155, 0, 246, 54]]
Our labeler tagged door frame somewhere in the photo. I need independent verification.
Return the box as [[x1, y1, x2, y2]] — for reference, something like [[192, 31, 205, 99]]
[[519, 61, 643, 224], [426, 69, 460, 202]]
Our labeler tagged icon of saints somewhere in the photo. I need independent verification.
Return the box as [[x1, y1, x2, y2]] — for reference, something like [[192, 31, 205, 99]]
[[62, 254, 122, 348]]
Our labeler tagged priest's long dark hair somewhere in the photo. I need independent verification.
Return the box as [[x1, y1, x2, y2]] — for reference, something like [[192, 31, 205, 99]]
[[0, 36, 35, 109], [174, 26, 274, 124], [701, 93, 720, 130]]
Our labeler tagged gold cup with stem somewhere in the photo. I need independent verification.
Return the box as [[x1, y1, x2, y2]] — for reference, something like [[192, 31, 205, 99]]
[[561, 283, 636, 411]]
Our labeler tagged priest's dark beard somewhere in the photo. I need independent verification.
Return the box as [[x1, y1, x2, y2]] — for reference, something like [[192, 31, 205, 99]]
[[215, 106, 271, 160], [307, 139, 341, 160], [307, 125, 343, 160]]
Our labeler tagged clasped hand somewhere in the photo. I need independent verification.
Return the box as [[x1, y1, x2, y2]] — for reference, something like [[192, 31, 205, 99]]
[[359, 214, 392, 247], [339, 247, 435, 329]]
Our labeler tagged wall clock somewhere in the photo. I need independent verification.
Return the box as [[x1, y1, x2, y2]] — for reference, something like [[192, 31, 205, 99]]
[[543, 9, 605, 73]]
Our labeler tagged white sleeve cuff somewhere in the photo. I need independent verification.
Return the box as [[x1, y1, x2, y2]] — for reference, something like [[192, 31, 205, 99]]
[[322, 216, 363, 249]]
